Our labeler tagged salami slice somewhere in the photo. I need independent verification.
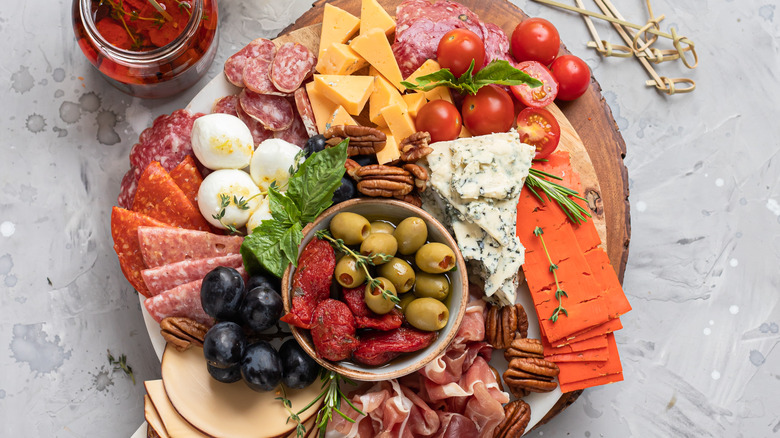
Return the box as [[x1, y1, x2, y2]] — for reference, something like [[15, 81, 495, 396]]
[[236, 101, 274, 146], [223, 38, 276, 87], [211, 95, 239, 116], [481, 22, 512, 63], [269, 43, 316, 93], [132, 162, 211, 231], [111, 207, 171, 297], [141, 254, 243, 296], [293, 88, 318, 137], [137, 226, 244, 268], [239, 89, 294, 132], [243, 56, 287, 96], [118, 167, 139, 209], [273, 112, 309, 147], [129, 109, 203, 175], [144, 279, 213, 325], [168, 155, 204, 211]]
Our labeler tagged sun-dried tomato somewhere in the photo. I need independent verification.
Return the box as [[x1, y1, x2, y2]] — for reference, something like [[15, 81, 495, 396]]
[[311, 299, 359, 361], [342, 285, 403, 331], [280, 238, 335, 329], [353, 327, 438, 366]]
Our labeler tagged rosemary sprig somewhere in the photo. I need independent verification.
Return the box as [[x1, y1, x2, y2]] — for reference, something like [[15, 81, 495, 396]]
[[525, 168, 592, 225], [315, 229, 399, 305], [107, 350, 136, 384], [289, 370, 364, 438], [533, 227, 568, 322]]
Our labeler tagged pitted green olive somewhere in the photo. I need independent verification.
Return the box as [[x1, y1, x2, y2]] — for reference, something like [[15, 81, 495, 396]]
[[398, 293, 417, 313], [377, 257, 416, 293], [330, 212, 370, 245], [334, 255, 366, 288], [414, 242, 456, 274], [359, 233, 398, 265], [393, 217, 428, 255], [369, 221, 395, 235], [364, 277, 397, 315], [404, 297, 449, 331], [413, 272, 450, 301]]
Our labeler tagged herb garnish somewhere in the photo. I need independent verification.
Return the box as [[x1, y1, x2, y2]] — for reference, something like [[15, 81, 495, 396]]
[[533, 226, 568, 322], [525, 168, 592, 225], [282, 370, 364, 438], [212, 193, 264, 235], [315, 229, 400, 305], [240, 140, 349, 278], [401, 60, 543, 95], [107, 350, 135, 384]]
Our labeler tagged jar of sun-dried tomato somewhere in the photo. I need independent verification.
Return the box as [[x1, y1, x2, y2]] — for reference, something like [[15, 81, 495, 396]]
[[72, 0, 218, 98]]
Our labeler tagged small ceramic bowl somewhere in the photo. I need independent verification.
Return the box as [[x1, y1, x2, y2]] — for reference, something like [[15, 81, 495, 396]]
[[281, 198, 468, 381]]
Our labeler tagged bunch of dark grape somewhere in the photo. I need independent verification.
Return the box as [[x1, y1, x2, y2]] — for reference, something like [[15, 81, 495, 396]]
[[200, 267, 320, 391]]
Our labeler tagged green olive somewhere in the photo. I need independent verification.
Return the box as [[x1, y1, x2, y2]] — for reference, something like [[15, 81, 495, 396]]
[[377, 257, 416, 293], [398, 293, 417, 313], [413, 272, 450, 301], [369, 221, 395, 235], [359, 233, 398, 265], [393, 217, 428, 255], [415, 242, 456, 274], [334, 255, 366, 288], [364, 277, 397, 314], [404, 297, 449, 331], [330, 212, 370, 245]]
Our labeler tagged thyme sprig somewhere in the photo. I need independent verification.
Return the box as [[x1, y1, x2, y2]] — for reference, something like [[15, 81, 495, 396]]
[[533, 227, 568, 322], [277, 385, 307, 438], [212, 192, 264, 235], [526, 167, 592, 225], [285, 370, 364, 438], [107, 350, 136, 384], [315, 229, 399, 305]]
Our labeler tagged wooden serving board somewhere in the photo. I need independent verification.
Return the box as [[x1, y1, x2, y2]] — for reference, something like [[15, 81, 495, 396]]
[[278, 0, 632, 428]]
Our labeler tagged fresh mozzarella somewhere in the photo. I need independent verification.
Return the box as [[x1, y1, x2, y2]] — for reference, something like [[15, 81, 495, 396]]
[[249, 138, 302, 191], [191, 113, 254, 170], [198, 169, 262, 230], [245, 196, 273, 233]]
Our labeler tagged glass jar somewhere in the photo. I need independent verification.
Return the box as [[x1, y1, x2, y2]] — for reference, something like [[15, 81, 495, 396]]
[[72, 0, 219, 98]]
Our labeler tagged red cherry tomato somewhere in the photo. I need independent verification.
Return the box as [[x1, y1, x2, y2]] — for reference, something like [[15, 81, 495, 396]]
[[461, 85, 515, 136], [510, 61, 558, 108], [415, 99, 462, 143], [511, 18, 560, 65], [437, 29, 486, 78], [516, 107, 560, 159], [550, 55, 590, 101]]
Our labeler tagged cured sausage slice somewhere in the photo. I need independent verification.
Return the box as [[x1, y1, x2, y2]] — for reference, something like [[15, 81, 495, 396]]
[[239, 89, 294, 132], [137, 227, 244, 268], [269, 42, 316, 93], [273, 112, 309, 148], [211, 95, 239, 117], [236, 101, 273, 146], [132, 162, 211, 231], [243, 56, 287, 96], [168, 155, 203, 207], [111, 207, 171, 297], [293, 88, 318, 137], [141, 254, 243, 296], [223, 38, 276, 87]]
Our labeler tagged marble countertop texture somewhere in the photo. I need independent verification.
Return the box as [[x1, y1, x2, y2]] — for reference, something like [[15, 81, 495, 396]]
[[1, 0, 778, 436]]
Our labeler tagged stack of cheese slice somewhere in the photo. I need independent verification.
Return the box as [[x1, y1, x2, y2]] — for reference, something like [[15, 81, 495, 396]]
[[421, 130, 536, 305]]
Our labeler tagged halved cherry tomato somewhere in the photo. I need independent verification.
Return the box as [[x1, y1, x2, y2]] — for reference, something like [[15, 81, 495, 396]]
[[510, 61, 558, 108], [550, 55, 590, 101], [415, 99, 462, 143], [511, 18, 560, 65], [461, 85, 515, 136], [516, 107, 560, 159], [437, 29, 486, 78]]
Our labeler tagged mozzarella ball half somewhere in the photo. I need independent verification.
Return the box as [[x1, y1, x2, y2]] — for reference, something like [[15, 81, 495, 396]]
[[198, 169, 262, 230], [191, 113, 254, 170], [245, 196, 273, 233], [249, 138, 301, 191]]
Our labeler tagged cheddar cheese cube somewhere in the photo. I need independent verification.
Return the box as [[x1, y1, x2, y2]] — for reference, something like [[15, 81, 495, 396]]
[[327, 105, 358, 131], [319, 4, 360, 59], [305, 82, 339, 134], [350, 28, 405, 92], [402, 93, 426, 118], [380, 104, 416, 142], [369, 68, 406, 127], [313, 75, 375, 116], [376, 128, 400, 164], [360, 0, 395, 36], [315, 43, 368, 75]]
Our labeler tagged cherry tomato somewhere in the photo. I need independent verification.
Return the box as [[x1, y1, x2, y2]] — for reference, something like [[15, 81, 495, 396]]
[[415, 99, 462, 143], [516, 107, 560, 159], [550, 55, 590, 101], [510, 61, 558, 108], [511, 18, 560, 65], [437, 29, 486, 78], [461, 85, 515, 136]]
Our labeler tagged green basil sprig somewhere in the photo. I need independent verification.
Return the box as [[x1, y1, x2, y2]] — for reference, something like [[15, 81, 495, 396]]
[[401, 59, 542, 95]]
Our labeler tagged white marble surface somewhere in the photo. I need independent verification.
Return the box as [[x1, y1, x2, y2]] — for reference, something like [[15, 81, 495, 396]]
[[0, 0, 778, 436]]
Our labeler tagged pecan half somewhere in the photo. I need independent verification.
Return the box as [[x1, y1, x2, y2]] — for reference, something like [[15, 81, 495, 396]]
[[400, 132, 433, 162], [325, 125, 386, 155], [493, 400, 531, 438], [357, 179, 413, 197], [485, 304, 528, 349], [344, 159, 362, 179], [403, 163, 429, 191], [504, 338, 545, 361], [160, 317, 208, 352], [394, 192, 422, 207], [503, 357, 560, 398]]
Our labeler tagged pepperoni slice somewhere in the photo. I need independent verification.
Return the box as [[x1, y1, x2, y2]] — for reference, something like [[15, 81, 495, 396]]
[[211, 95, 239, 116], [239, 89, 294, 132], [224, 38, 276, 87], [270, 43, 315, 93], [293, 88, 318, 137], [236, 100, 273, 146]]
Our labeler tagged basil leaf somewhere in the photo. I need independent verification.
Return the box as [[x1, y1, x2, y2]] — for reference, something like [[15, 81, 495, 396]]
[[287, 140, 348, 223], [401, 69, 458, 92], [280, 222, 303, 268], [240, 220, 288, 278], [268, 183, 301, 225], [473, 60, 542, 88], [401, 60, 542, 95]]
